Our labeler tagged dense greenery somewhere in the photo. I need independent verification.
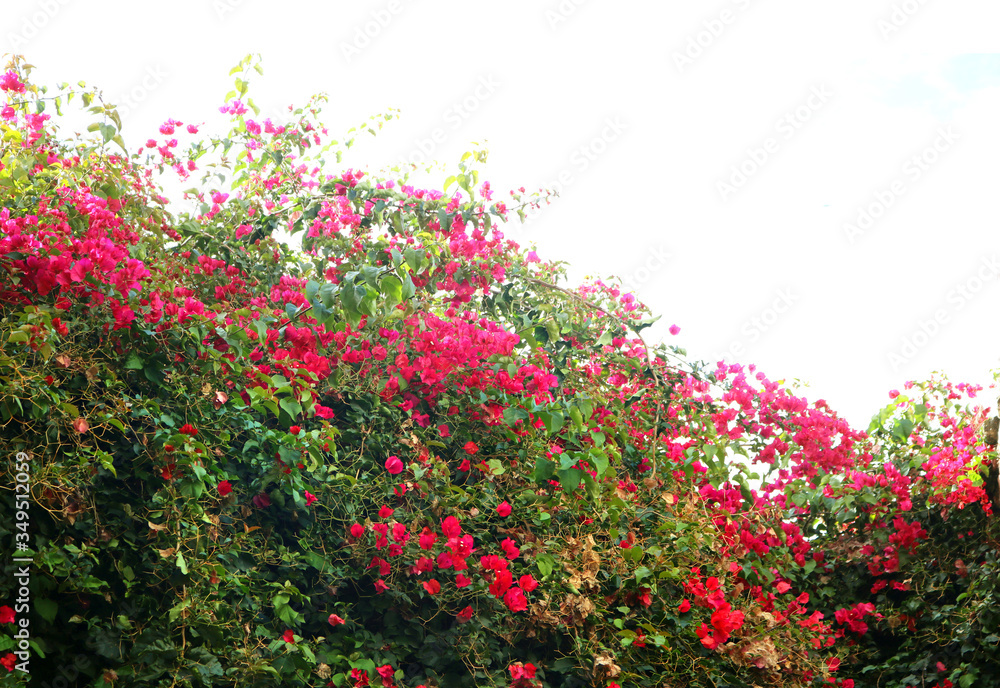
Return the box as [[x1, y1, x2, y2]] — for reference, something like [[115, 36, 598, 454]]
[[1, 55, 999, 688]]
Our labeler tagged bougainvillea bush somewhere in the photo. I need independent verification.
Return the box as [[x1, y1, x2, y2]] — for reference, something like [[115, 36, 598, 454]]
[[1, 54, 999, 688]]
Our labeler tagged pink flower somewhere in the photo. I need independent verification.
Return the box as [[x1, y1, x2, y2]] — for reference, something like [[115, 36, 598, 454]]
[[669, 324, 681, 336], [456, 573, 472, 588], [0, 71, 26, 93], [501, 538, 520, 560], [379, 505, 394, 519], [328, 613, 346, 626], [217, 480, 232, 497], [418, 528, 437, 549], [376, 664, 395, 687], [496, 501, 512, 517], [304, 491, 317, 506], [186, 124, 199, 134], [374, 579, 389, 594], [438, 424, 450, 438], [503, 586, 527, 612], [384, 456, 403, 475], [519, 574, 538, 592], [252, 493, 271, 508]]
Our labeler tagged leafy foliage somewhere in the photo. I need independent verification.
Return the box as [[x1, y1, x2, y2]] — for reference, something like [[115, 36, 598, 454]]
[[0, 54, 998, 688]]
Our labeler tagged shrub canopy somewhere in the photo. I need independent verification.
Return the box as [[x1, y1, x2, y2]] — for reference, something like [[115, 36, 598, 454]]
[[1, 55, 999, 688]]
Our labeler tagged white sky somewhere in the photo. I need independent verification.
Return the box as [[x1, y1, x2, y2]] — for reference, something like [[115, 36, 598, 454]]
[[7, 0, 1000, 429]]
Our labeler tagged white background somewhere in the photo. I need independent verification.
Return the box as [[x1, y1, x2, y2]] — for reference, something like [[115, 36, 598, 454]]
[[7, 0, 1000, 429]]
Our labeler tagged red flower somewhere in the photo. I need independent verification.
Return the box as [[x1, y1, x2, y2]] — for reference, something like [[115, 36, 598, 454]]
[[379, 505, 394, 519], [374, 579, 389, 594], [456, 605, 474, 623], [464, 441, 479, 454], [328, 613, 346, 626], [351, 668, 370, 687], [252, 493, 271, 508], [458, 459, 471, 471], [350, 523, 365, 538], [456, 573, 472, 587], [501, 538, 520, 560], [179, 423, 198, 436], [376, 664, 395, 687], [678, 599, 691, 613], [304, 491, 317, 506], [438, 424, 450, 437], [696, 622, 722, 650], [496, 501, 512, 517], [504, 586, 527, 612], [0, 607, 14, 624], [418, 527, 437, 549], [0, 653, 14, 672], [282, 629, 295, 644], [509, 662, 536, 680], [384, 456, 403, 475], [217, 480, 232, 496], [441, 516, 462, 538], [422, 579, 441, 595], [289, 425, 301, 435]]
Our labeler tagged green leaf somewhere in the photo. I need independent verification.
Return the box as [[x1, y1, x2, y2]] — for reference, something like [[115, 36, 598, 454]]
[[403, 247, 423, 273], [279, 398, 302, 420], [35, 599, 57, 622], [536, 553, 556, 578], [381, 274, 402, 307], [124, 352, 143, 370], [176, 551, 189, 575], [591, 449, 609, 478], [533, 457, 555, 483], [558, 468, 583, 493]]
